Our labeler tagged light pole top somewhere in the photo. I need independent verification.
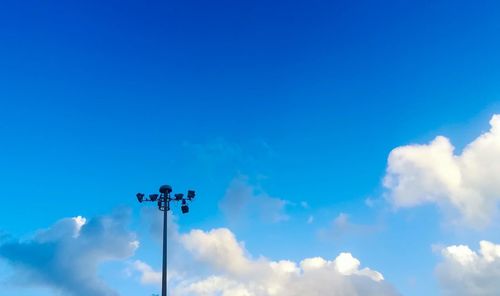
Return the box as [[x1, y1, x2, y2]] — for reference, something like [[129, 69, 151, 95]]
[[136, 184, 196, 213]]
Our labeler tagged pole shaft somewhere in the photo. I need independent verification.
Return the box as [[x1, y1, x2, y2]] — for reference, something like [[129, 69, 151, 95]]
[[162, 198, 168, 296]]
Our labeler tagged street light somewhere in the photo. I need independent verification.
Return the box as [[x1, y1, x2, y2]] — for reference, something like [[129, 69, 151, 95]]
[[136, 184, 196, 296]]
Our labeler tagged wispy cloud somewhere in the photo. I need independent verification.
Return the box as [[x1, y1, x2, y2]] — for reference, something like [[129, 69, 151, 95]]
[[318, 213, 380, 241], [219, 175, 289, 223]]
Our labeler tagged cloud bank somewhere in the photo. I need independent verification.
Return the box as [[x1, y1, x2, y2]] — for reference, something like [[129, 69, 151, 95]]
[[384, 114, 500, 227], [146, 226, 399, 296], [436, 240, 500, 296], [173, 228, 396, 295], [0, 210, 138, 296]]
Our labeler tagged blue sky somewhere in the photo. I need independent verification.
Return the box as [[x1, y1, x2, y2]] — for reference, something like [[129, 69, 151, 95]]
[[1, 1, 500, 295]]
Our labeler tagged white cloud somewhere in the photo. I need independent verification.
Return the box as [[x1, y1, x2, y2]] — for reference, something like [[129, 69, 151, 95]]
[[1, 207, 397, 296], [219, 176, 289, 223], [436, 240, 500, 295], [384, 114, 500, 227], [0, 209, 138, 296], [168, 227, 398, 296], [135, 212, 396, 295], [132, 260, 162, 285]]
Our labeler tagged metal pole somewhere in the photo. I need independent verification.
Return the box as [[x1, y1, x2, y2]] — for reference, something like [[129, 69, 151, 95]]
[[162, 195, 168, 296], [136, 185, 195, 296]]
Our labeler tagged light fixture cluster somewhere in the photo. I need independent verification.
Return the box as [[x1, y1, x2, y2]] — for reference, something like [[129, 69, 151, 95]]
[[136, 184, 196, 214]]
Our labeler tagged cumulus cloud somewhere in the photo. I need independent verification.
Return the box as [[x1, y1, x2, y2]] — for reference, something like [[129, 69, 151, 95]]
[[0, 209, 138, 296], [167, 227, 398, 296], [132, 211, 396, 295], [384, 114, 500, 227], [436, 240, 500, 296], [220, 176, 289, 223]]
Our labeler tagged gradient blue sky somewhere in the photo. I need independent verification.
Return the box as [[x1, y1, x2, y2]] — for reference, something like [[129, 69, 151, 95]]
[[1, 1, 500, 295]]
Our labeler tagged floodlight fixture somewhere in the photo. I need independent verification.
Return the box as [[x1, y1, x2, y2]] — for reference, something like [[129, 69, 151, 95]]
[[135, 184, 197, 296]]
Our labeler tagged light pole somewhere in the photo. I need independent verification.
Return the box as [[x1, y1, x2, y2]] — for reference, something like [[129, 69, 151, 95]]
[[136, 185, 196, 296]]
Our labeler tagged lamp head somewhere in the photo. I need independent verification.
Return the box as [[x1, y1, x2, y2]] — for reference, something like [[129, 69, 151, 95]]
[[136, 193, 145, 203]]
